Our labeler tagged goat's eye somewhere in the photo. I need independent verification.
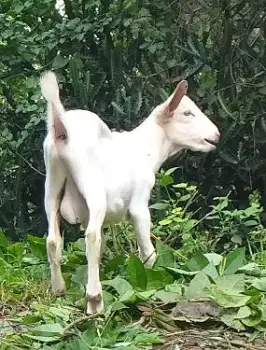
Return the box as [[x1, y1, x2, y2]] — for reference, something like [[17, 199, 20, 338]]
[[184, 110, 194, 117]]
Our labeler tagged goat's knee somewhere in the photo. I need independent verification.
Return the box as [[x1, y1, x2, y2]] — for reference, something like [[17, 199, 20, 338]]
[[129, 206, 156, 267]]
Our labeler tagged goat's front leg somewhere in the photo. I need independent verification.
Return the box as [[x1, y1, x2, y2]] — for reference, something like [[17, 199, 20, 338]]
[[130, 206, 156, 267]]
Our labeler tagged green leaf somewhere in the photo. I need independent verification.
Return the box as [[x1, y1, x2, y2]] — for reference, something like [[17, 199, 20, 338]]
[[52, 55, 69, 69], [185, 271, 211, 299], [164, 167, 178, 176], [204, 253, 223, 266], [102, 277, 133, 296], [31, 323, 63, 337], [136, 289, 156, 301], [158, 218, 172, 225], [153, 290, 181, 303], [154, 241, 175, 268], [127, 255, 147, 291], [186, 251, 209, 271], [0, 231, 8, 248], [146, 268, 173, 290], [224, 248, 245, 275], [238, 263, 261, 277], [71, 265, 87, 285], [244, 220, 258, 227], [207, 285, 250, 308], [134, 331, 163, 345], [235, 306, 252, 319], [160, 174, 174, 186], [221, 310, 246, 331], [27, 234, 47, 260], [214, 274, 245, 292], [251, 277, 266, 291], [173, 183, 188, 188], [6, 242, 24, 263], [149, 202, 168, 210]]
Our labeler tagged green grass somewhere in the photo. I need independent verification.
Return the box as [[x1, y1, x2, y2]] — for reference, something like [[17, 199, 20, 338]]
[[1, 232, 266, 349], [1, 176, 266, 349]]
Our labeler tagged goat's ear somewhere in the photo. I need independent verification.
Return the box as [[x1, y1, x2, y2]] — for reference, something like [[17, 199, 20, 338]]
[[158, 80, 188, 123], [168, 80, 188, 114]]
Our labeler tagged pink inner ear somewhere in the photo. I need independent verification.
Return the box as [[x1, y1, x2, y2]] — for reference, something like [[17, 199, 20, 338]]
[[168, 80, 188, 114]]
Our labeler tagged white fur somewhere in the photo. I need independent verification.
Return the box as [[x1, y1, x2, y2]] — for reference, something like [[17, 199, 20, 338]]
[[41, 72, 220, 315]]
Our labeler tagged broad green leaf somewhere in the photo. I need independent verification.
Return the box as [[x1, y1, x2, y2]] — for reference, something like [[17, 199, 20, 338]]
[[24, 334, 62, 343], [251, 277, 266, 291], [204, 253, 223, 266], [6, 242, 24, 263], [106, 254, 125, 273], [244, 220, 259, 227], [136, 289, 156, 301], [238, 263, 261, 277], [154, 241, 175, 268], [201, 263, 219, 279], [27, 234, 47, 260], [154, 290, 181, 303], [71, 265, 87, 285], [119, 289, 136, 303], [221, 310, 246, 331], [185, 271, 211, 299], [47, 306, 71, 322], [214, 274, 245, 292], [134, 331, 163, 345], [127, 255, 147, 291], [31, 323, 63, 337], [207, 285, 250, 308], [160, 174, 174, 186], [52, 55, 69, 69], [165, 283, 183, 294], [102, 277, 133, 296], [223, 248, 245, 275], [146, 268, 173, 290], [242, 311, 262, 327], [186, 251, 209, 271], [235, 306, 252, 319]]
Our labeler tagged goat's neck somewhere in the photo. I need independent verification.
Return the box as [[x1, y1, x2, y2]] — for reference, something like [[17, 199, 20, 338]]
[[131, 115, 182, 173]]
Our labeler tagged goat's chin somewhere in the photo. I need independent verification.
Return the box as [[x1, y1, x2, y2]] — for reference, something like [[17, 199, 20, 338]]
[[188, 143, 216, 153]]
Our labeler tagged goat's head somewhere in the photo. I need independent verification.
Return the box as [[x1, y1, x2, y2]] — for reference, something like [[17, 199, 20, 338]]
[[156, 80, 220, 153]]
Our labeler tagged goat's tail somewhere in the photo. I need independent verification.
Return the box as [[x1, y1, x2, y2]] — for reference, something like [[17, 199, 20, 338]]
[[40, 71, 67, 141]]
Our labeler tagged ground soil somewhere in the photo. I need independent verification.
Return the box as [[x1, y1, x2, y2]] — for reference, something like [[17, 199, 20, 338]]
[[155, 326, 265, 350]]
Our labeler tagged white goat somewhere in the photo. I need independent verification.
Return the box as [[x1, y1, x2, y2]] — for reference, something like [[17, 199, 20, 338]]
[[40, 71, 220, 315]]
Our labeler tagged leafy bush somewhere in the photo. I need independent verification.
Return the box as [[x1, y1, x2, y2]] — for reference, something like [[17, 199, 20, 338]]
[[151, 169, 266, 264]]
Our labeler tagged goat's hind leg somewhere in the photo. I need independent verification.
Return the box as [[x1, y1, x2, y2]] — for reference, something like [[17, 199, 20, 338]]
[[44, 142, 66, 294], [61, 148, 106, 314]]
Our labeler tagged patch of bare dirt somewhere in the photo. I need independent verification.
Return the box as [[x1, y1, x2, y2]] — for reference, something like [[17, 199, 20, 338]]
[[154, 327, 265, 350]]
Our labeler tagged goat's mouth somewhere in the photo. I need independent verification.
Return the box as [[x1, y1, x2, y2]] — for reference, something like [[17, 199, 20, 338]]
[[204, 138, 218, 147]]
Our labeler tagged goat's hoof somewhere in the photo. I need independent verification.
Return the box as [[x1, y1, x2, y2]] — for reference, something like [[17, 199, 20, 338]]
[[86, 284, 104, 315], [51, 277, 66, 295], [86, 294, 104, 315]]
